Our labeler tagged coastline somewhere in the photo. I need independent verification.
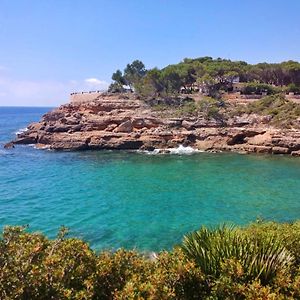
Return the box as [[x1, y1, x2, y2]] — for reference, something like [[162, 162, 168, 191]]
[[7, 93, 300, 156]]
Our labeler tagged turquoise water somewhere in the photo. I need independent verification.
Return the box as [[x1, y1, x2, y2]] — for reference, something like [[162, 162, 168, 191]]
[[1, 107, 300, 251]]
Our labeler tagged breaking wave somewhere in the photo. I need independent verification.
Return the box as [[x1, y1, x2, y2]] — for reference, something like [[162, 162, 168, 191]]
[[140, 145, 202, 155], [15, 127, 28, 135], [168, 145, 201, 154]]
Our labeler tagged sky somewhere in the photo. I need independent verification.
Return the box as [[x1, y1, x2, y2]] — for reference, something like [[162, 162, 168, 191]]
[[0, 0, 300, 106]]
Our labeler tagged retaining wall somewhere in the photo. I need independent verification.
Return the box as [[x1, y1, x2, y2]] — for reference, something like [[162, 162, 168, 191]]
[[70, 91, 102, 103]]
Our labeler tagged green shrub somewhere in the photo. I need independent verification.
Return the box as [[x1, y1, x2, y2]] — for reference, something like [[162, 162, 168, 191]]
[[181, 225, 294, 284], [242, 221, 300, 265], [286, 83, 300, 94], [169, 97, 224, 120], [2, 223, 300, 298], [198, 96, 224, 119], [242, 82, 279, 95], [114, 249, 207, 299], [94, 249, 151, 299], [108, 82, 126, 93], [0, 226, 96, 299], [238, 94, 300, 128]]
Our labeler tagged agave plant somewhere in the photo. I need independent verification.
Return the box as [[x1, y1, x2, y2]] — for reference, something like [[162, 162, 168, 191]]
[[181, 225, 294, 284]]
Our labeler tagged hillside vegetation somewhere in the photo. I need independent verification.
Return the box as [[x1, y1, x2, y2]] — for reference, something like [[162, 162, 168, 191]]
[[108, 57, 300, 99], [238, 95, 300, 128], [107, 57, 300, 129], [151, 94, 300, 129], [2, 222, 300, 299]]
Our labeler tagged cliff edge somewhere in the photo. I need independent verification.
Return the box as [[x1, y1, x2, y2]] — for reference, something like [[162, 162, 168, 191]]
[[10, 93, 300, 156]]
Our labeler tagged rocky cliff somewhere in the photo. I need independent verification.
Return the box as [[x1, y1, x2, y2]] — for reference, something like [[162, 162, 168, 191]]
[[10, 93, 300, 156]]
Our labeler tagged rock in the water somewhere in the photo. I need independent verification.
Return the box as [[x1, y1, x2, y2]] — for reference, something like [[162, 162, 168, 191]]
[[291, 150, 300, 157], [272, 146, 290, 154], [4, 142, 15, 149]]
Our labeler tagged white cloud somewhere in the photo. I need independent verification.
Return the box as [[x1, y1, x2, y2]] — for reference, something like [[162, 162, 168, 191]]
[[84, 78, 109, 88], [0, 75, 110, 107]]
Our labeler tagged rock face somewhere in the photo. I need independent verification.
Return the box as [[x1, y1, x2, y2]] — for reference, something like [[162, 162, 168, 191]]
[[10, 93, 300, 155]]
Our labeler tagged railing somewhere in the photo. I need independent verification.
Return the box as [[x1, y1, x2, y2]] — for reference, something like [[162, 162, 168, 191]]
[[70, 91, 103, 95]]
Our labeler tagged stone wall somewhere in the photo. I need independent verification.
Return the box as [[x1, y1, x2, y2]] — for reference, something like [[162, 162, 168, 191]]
[[70, 91, 103, 103], [286, 94, 300, 104]]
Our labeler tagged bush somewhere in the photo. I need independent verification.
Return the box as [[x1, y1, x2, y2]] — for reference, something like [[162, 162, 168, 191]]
[[286, 83, 300, 94], [113, 250, 207, 299], [94, 249, 151, 299], [242, 221, 300, 265], [2, 222, 300, 298], [158, 96, 225, 120], [242, 82, 279, 95], [108, 82, 126, 93], [180, 225, 293, 284], [198, 96, 224, 119], [0, 226, 96, 299], [238, 94, 300, 128]]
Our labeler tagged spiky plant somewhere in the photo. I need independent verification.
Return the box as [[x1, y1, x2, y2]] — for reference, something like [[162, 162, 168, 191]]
[[181, 225, 294, 284]]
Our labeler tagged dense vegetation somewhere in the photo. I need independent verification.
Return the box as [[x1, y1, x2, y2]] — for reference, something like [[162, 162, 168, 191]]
[[108, 57, 300, 99], [2, 222, 300, 299], [150, 94, 300, 129], [237, 94, 300, 128], [107, 57, 300, 128]]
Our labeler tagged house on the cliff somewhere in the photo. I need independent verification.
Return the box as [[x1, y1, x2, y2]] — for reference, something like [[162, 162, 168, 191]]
[[180, 83, 200, 94], [180, 76, 244, 94], [228, 76, 244, 92]]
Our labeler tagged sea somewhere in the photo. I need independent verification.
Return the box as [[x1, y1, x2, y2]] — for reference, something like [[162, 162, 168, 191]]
[[1, 106, 300, 251]]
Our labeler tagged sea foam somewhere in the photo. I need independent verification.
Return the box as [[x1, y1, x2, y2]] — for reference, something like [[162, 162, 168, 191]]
[[15, 127, 28, 135], [168, 145, 201, 155], [141, 145, 202, 155]]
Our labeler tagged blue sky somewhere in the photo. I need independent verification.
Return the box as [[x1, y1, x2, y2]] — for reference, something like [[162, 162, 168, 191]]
[[0, 0, 300, 106]]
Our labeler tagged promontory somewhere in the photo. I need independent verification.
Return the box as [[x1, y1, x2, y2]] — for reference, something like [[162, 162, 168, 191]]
[[9, 57, 300, 155]]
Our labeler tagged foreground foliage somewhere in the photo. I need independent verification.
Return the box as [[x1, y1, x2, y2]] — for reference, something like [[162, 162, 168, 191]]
[[2, 222, 300, 299], [181, 225, 293, 283]]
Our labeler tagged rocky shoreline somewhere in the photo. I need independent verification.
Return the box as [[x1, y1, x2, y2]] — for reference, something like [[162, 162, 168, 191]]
[[7, 93, 300, 156]]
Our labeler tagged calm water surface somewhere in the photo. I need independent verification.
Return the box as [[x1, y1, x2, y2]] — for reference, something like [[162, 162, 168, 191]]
[[1, 107, 300, 251]]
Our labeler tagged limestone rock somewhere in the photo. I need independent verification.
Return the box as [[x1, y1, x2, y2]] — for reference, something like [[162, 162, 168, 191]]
[[114, 120, 133, 133], [8, 93, 300, 155], [272, 146, 290, 154], [227, 130, 265, 146], [291, 150, 300, 156]]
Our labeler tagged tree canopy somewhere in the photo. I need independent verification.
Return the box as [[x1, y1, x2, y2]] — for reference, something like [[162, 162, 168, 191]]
[[109, 57, 300, 98]]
